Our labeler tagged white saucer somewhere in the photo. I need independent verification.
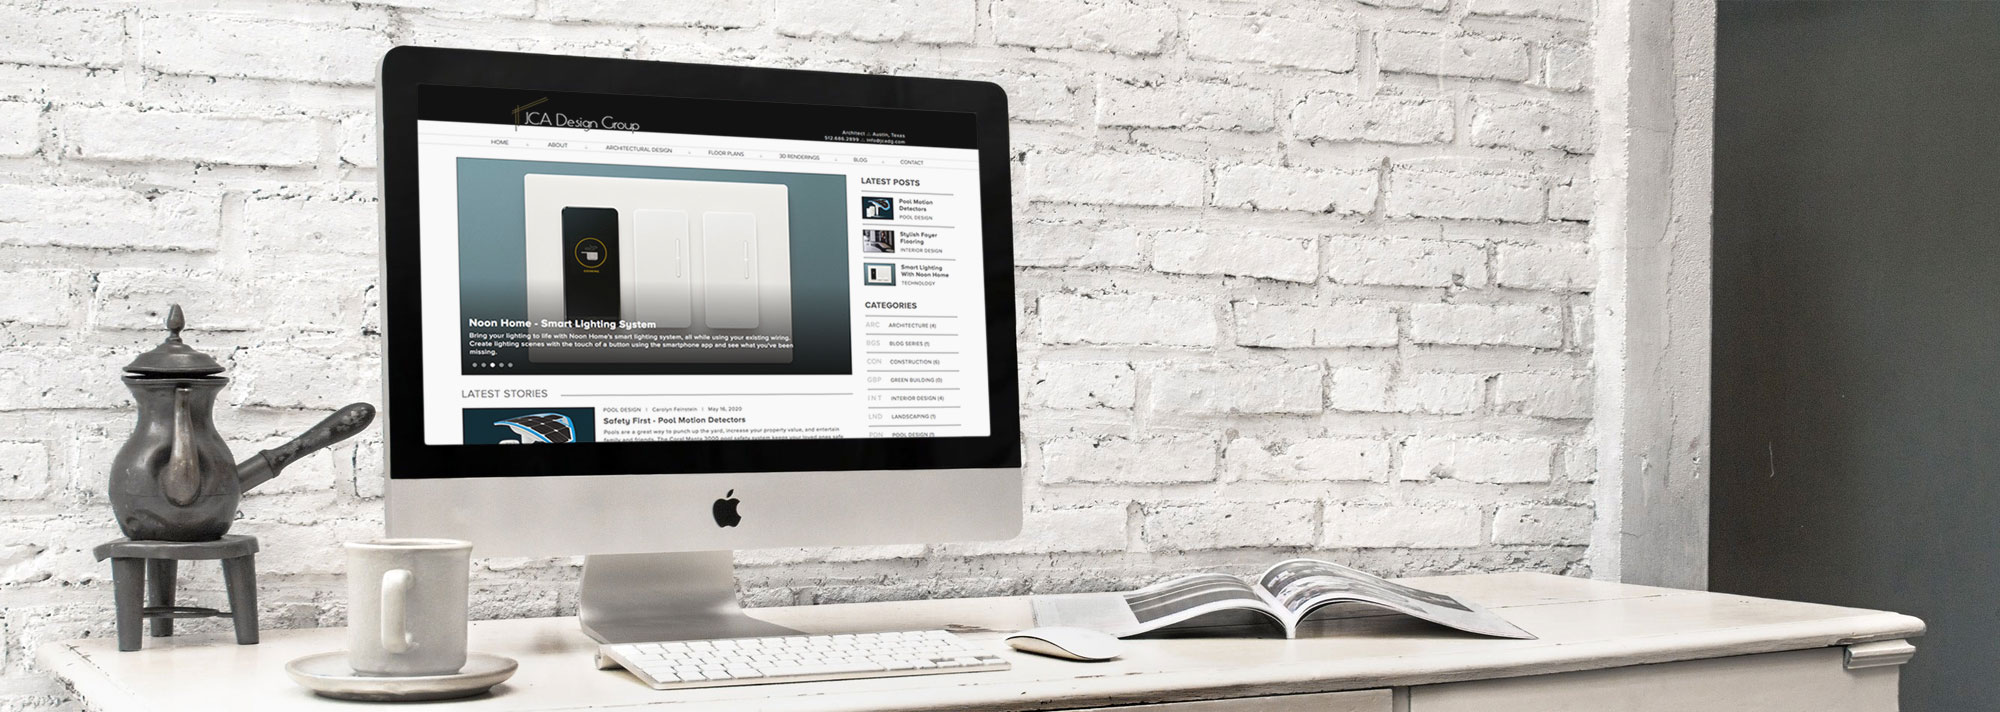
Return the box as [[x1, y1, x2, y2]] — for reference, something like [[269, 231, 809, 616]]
[[286, 652, 518, 702]]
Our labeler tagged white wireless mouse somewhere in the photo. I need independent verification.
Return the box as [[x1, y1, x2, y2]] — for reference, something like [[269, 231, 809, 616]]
[[1005, 627, 1125, 662]]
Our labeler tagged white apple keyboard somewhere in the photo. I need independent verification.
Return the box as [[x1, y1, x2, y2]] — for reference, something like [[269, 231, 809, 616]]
[[597, 629, 1010, 690]]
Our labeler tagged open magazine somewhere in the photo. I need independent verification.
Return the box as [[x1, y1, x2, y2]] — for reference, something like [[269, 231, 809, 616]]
[[1032, 559, 1535, 640]]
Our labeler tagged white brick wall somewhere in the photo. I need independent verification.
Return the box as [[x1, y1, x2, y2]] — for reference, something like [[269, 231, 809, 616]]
[[1212, 162, 1378, 214], [1328, 366, 1394, 411], [541, 0, 761, 27], [1468, 95, 1596, 154], [1388, 161, 1547, 222], [992, 0, 1177, 54], [1153, 230, 1317, 283], [1495, 372, 1592, 418], [1232, 302, 1397, 348], [1469, 0, 1592, 23], [0, 270, 89, 327], [1143, 501, 1318, 551], [1146, 363, 1324, 415], [1098, 79, 1276, 132], [0, 185, 222, 251], [1015, 221, 1145, 268], [0, 6, 124, 67], [1042, 434, 1219, 484], [1026, 151, 1205, 207], [0, 1, 1607, 706], [1039, 293, 1217, 347], [1293, 92, 1454, 145], [1410, 303, 1564, 348], [0, 442, 53, 501], [1496, 241, 1594, 290], [1225, 437, 1389, 482], [1325, 232, 1487, 288], [63, 107, 320, 166], [139, 13, 397, 85], [1377, 32, 1533, 81], [1493, 504, 1593, 545], [0, 101, 44, 157], [776, 0, 976, 44], [1187, 14, 1358, 71], [1400, 435, 1558, 483], [1028, 361, 1136, 410], [1325, 504, 1484, 548]]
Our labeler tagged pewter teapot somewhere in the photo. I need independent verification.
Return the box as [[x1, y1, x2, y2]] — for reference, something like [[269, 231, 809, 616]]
[[110, 305, 375, 541]]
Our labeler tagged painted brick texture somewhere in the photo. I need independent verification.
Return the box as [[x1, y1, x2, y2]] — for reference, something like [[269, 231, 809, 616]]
[[0, 1, 1599, 707]]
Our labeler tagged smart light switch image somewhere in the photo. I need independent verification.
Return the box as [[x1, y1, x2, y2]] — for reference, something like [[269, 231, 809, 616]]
[[632, 209, 693, 328], [521, 173, 794, 364], [702, 211, 760, 329], [561, 207, 621, 321]]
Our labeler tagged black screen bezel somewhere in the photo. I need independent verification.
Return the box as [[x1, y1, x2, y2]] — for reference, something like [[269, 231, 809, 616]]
[[377, 46, 1020, 479]]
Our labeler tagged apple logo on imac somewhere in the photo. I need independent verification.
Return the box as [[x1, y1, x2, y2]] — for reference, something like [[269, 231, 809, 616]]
[[712, 490, 742, 527]]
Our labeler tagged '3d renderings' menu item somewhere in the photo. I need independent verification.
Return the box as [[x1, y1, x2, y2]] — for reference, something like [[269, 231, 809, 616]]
[[561, 207, 620, 321], [702, 211, 760, 328], [632, 209, 693, 328]]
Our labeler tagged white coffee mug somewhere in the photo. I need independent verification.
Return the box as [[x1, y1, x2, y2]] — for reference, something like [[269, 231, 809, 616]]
[[345, 538, 472, 676]]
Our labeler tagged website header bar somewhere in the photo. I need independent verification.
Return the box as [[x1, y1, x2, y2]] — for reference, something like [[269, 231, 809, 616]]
[[419, 85, 978, 150]]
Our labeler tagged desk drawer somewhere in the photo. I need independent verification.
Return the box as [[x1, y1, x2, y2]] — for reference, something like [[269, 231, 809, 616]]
[[1072, 688, 1392, 712], [1410, 648, 1899, 712]]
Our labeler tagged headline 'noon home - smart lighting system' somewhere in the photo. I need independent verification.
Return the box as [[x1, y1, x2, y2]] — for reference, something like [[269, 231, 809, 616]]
[[375, 46, 1021, 643]]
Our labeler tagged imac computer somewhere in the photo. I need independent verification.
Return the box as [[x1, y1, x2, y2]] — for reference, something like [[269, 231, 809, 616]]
[[375, 47, 1021, 643]]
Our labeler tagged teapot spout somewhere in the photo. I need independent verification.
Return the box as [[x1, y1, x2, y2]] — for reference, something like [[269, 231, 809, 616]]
[[237, 403, 377, 492]]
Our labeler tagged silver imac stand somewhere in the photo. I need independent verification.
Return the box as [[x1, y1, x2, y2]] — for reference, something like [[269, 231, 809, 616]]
[[577, 551, 802, 643]]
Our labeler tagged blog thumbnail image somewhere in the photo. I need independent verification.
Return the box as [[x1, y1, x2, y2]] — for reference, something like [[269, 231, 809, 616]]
[[861, 196, 894, 220], [455, 158, 854, 377], [862, 229, 896, 254], [863, 262, 897, 286], [463, 407, 596, 445]]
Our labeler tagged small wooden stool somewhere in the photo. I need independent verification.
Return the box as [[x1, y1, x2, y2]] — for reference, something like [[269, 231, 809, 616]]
[[92, 535, 259, 652]]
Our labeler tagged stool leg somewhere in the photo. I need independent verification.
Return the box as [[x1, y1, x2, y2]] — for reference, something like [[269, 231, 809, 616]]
[[146, 559, 176, 638], [221, 555, 259, 645], [111, 558, 144, 652]]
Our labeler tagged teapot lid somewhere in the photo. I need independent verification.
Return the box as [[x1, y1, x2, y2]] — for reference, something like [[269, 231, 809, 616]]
[[124, 305, 225, 377]]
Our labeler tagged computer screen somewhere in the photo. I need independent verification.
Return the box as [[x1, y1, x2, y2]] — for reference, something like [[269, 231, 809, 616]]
[[410, 85, 992, 449], [380, 49, 1019, 567]]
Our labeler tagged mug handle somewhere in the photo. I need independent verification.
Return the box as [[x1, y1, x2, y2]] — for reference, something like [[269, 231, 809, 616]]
[[381, 569, 416, 654]]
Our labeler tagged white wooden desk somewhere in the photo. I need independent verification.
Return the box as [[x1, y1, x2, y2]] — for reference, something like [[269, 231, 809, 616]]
[[38, 573, 1924, 711]]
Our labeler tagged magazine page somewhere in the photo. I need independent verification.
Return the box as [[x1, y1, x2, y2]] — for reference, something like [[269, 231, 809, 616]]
[[1257, 559, 1536, 639], [1112, 573, 1286, 636]]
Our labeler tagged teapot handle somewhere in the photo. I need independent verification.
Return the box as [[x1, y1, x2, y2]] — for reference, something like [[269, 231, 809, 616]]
[[235, 403, 376, 493], [162, 385, 202, 507]]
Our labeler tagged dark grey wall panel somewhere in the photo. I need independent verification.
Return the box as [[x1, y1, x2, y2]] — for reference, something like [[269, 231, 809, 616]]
[[1712, 2, 2000, 710]]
